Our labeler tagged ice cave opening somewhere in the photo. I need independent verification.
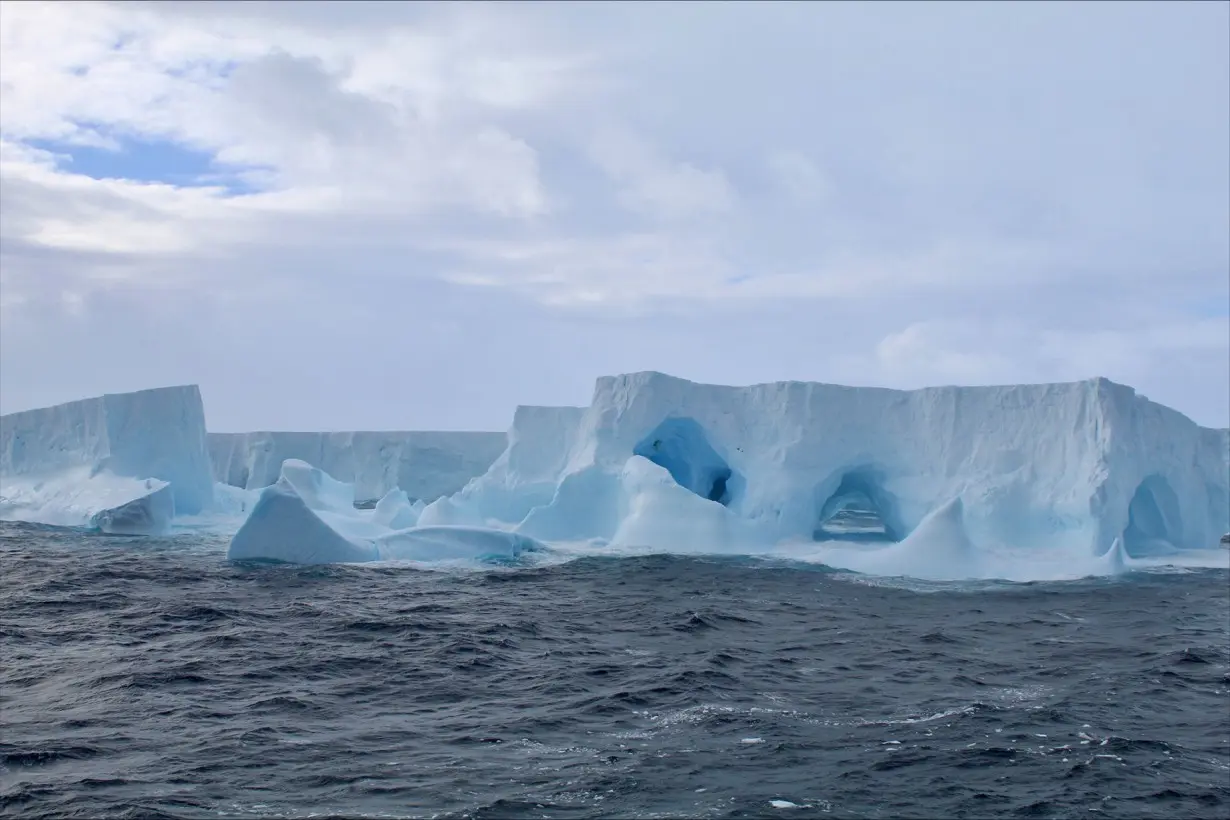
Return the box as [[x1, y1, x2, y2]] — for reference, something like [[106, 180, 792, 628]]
[[814, 470, 901, 543], [1123, 474, 1183, 556], [632, 417, 735, 506]]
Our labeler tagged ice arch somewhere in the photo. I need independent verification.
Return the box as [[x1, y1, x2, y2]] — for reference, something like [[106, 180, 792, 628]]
[[814, 468, 903, 542], [1122, 474, 1183, 555], [632, 417, 735, 506]]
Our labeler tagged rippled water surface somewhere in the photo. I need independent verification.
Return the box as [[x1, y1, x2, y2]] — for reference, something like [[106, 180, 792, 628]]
[[2, 522, 1228, 819]]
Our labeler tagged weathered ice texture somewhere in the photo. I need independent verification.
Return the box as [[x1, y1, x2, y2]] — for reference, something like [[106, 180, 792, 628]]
[[422, 373, 1229, 559]]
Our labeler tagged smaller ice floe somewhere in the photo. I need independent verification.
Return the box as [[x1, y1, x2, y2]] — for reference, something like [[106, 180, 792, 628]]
[[226, 459, 542, 565], [90, 480, 176, 535]]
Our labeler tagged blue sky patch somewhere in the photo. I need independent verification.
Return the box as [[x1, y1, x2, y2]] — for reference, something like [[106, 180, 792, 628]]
[[1193, 300, 1230, 319], [29, 133, 264, 196]]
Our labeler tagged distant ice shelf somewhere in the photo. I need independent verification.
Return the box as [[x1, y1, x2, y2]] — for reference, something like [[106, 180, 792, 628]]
[[208, 430, 506, 503]]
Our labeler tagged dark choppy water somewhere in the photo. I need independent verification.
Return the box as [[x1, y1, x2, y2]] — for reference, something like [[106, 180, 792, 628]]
[[2, 522, 1228, 820]]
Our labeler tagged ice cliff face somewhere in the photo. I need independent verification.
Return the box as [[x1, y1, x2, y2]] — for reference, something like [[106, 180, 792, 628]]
[[417, 406, 587, 528], [0, 386, 214, 532], [426, 373, 1229, 557], [208, 430, 507, 503]]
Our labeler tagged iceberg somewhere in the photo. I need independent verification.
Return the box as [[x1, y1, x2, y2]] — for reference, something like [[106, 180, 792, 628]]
[[0, 386, 214, 534], [5, 373, 1226, 579], [208, 430, 506, 503], [227, 459, 543, 564], [424, 373, 1229, 570]]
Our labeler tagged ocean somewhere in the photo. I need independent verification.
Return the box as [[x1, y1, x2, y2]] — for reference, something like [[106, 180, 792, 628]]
[[2, 521, 1228, 819]]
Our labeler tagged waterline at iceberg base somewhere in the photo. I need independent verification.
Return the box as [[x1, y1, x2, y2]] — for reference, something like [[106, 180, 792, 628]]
[[2, 372, 1227, 581]]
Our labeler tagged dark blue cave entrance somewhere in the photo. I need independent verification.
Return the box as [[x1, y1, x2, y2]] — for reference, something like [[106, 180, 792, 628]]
[[814, 469, 901, 543], [633, 417, 734, 506], [1123, 475, 1182, 555]]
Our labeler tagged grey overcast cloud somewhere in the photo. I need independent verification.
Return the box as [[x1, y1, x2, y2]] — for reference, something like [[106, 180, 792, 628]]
[[1, 1, 1226, 430]]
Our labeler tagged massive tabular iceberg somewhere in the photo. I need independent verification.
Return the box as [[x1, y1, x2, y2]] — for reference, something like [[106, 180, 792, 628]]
[[421, 373, 1229, 565], [5, 373, 1226, 578], [0, 386, 214, 534], [208, 430, 506, 503]]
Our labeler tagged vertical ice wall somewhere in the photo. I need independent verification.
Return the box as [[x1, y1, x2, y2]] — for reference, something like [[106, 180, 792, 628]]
[[421, 406, 587, 527], [1, 385, 214, 515], [1089, 382, 1230, 554], [1, 385, 215, 532]]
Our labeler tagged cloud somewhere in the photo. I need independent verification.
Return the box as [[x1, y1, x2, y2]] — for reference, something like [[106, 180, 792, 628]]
[[587, 127, 737, 222], [766, 151, 830, 205], [432, 232, 734, 309], [0, 0, 1226, 428], [872, 318, 1230, 410], [0, 1, 564, 218]]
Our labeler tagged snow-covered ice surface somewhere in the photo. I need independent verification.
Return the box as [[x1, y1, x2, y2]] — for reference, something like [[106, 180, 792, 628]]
[[5, 373, 1228, 581], [208, 430, 506, 503]]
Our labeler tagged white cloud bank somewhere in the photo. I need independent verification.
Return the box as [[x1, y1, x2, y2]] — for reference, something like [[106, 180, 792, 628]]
[[0, 0, 1226, 429]]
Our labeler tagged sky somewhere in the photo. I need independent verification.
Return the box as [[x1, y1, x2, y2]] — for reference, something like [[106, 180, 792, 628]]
[[0, 0, 1227, 432]]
